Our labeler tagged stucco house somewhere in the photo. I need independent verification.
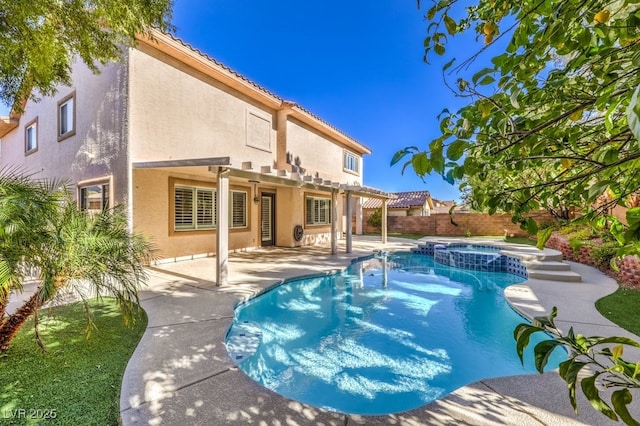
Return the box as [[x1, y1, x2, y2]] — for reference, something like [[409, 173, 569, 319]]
[[0, 30, 390, 284], [362, 191, 434, 217]]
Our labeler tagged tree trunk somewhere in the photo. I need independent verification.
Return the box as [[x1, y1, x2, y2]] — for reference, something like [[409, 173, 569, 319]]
[[0, 291, 41, 352], [0, 291, 7, 328]]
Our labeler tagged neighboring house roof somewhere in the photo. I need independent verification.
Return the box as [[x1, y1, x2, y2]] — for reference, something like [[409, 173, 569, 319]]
[[362, 191, 432, 209], [431, 198, 456, 214]]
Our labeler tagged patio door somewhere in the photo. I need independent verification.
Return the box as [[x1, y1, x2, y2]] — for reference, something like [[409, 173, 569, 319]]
[[260, 193, 275, 246]]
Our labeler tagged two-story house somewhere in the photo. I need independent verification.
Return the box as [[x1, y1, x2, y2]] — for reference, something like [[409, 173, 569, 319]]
[[0, 30, 390, 284]]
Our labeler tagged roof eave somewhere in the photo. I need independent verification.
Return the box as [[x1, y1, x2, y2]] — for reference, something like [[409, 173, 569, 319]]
[[137, 30, 283, 110], [0, 117, 19, 138]]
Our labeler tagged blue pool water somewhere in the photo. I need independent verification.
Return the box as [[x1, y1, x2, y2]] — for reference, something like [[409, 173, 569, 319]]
[[226, 252, 565, 415]]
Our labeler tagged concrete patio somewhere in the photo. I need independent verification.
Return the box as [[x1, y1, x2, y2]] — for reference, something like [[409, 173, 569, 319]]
[[119, 235, 640, 425]]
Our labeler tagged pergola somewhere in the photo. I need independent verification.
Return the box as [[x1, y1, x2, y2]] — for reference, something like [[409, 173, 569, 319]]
[[133, 157, 393, 286]]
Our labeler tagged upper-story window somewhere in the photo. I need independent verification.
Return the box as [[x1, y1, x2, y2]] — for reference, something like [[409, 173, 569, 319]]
[[79, 181, 110, 214], [343, 150, 360, 174], [58, 92, 76, 141], [25, 118, 38, 154]]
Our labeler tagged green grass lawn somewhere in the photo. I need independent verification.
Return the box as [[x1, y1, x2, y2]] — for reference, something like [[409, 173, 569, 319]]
[[365, 232, 425, 240], [505, 236, 537, 246], [0, 298, 147, 425], [596, 287, 640, 337], [388, 233, 425, 240]]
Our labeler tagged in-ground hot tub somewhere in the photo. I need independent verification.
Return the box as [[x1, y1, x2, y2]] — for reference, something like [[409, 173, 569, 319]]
[[414, 243, 529, 278]]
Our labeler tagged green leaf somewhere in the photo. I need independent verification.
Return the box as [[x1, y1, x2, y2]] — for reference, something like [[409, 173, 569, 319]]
[[442, 58, 456, 72], [472, 67, 494, 85], [525, 217, 538, 235], [536, 227, 554, 250], [510, 88, 521, 109], [401, 159, 412, 175], [628, 83, 640, 142], [478, 76, 495, 86], [444, 15, 457, 35], [391, 149, 409, 166], [446, 140, 468, 161], [411, 152, 430, 176], [427, 6, 437, 20], [588, 180, 613, 200], [558, 359, 588, 413], [532, 307, 558, 329], [592, 336, 640, 348], [581, 373, 618, 421], [627, 207, 640, 227], [612, 344, 623, 360], [533, 339, 563, 373], [611, 389, 640, 426], [514, 323, 544, 364]]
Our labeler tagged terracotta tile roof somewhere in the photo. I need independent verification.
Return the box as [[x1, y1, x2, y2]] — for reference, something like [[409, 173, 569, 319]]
[[362, 191, 431, 209], [162, 31, 282, 100]]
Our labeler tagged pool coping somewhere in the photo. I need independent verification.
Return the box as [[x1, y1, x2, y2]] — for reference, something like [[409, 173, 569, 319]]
[[119, 236, 640, 425]]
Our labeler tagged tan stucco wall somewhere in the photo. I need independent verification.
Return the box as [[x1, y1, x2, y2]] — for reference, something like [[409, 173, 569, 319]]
[[408, 205, 429, 216], [127, 47, 277, 169], [133, 168, 342, 258], [0, 58, 129, 204], [269, 186, 342, 247], [286, 118, 363, 185], [388, 209, 407, 217], [133, 168, 258, 259]]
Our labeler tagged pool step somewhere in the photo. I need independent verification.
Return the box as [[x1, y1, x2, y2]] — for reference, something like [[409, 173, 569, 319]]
[[225, 321, 262, 364], [528, 269, 582, 282], [521, 260, 572, 271], [501, 250, 564, 262]]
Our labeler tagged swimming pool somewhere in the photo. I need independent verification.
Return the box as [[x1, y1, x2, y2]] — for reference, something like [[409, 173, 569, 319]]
[[226, 252, 565, 415]]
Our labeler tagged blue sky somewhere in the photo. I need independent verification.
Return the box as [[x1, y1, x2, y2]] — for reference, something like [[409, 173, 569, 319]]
[[0, 2, 484, 201], [170, 1, 472, 201]]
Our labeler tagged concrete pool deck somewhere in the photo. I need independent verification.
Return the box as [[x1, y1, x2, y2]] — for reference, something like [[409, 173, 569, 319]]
[[119, 236, 640, 425]]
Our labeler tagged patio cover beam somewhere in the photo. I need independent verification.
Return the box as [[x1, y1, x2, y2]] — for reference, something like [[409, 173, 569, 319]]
[[132, 157, 231, 169]]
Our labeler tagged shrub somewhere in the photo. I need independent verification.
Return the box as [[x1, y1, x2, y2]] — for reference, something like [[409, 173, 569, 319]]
[[367, 208, 382, 229]]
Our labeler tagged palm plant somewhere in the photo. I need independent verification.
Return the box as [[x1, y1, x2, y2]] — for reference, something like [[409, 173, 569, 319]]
[[0, 168, 154, 352]]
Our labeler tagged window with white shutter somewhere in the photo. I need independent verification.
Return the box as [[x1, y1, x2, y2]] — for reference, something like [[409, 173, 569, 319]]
[[230, 190, 247, 228], [172, 184, 248, 231], [174, 186, 216, 230], [305, 196, 331, 225]]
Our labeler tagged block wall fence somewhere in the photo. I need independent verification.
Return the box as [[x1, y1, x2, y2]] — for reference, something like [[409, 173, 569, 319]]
[[359, 211, 640, 289], [361, 211, 554, 237]]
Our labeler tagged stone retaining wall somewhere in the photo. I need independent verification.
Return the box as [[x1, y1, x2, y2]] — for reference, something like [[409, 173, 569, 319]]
[[546, 234, 640, 289]]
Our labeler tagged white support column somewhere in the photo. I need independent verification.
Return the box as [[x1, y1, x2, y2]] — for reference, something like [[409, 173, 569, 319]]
[[355, 196, 363, 235], [381, 198, 388, 244], [345, 191, 353, 253], [216, 169, 230, 286], [331, 190, 339, 255]]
